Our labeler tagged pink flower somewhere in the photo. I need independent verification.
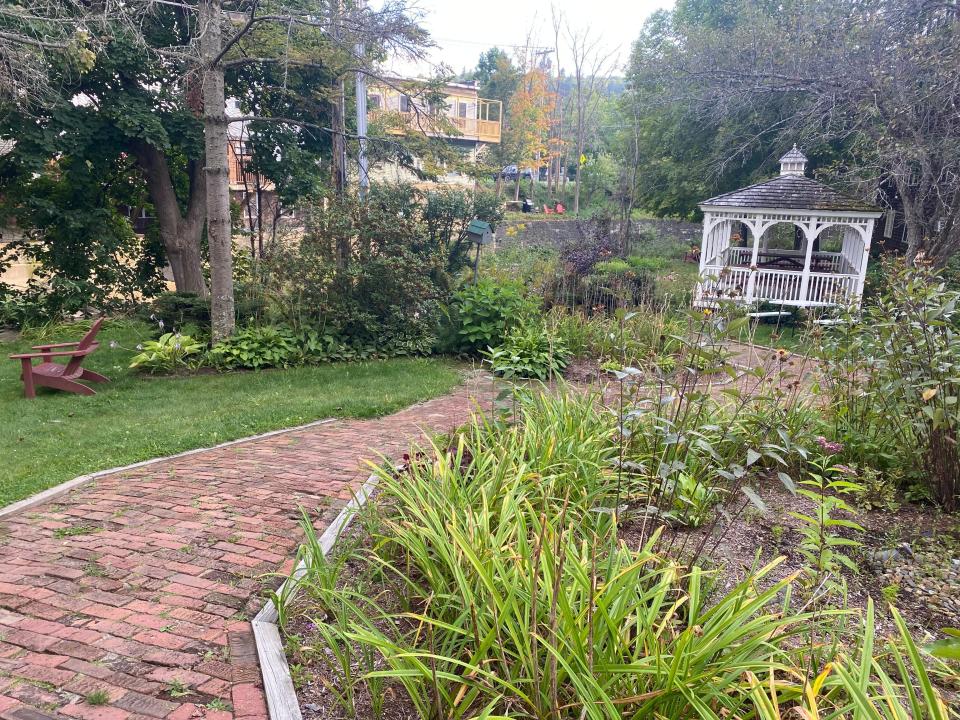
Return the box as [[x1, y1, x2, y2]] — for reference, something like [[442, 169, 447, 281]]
[[816, 436, 844, 455]]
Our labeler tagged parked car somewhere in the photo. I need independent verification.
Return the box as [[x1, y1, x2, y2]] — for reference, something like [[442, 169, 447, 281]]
[[495, 165, 534, 181]]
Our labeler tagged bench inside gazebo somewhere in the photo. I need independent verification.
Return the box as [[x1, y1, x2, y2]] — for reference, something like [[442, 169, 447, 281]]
[[695, 147, 882, 309]]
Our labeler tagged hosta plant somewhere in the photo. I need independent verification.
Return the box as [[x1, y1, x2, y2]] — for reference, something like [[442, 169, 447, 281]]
[[206, 325, 300, 370], [451, 279, 533, 355], [129, 332, 203, 374], [485, 319, 570, 379]]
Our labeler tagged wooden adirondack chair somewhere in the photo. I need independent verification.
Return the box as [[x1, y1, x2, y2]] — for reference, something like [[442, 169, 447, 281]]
[[10, 318, 109, 398]]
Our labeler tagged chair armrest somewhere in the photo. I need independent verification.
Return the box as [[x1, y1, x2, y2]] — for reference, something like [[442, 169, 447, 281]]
[[31, 341, 82, 350], [10, 346, 99, 360]]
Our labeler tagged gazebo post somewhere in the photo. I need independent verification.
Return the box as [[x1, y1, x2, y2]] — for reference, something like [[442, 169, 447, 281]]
[[854, 220, 875, 303], [744, 222, 762, 303], [798, 223, 816, 304], [697, 212, 713, 279]]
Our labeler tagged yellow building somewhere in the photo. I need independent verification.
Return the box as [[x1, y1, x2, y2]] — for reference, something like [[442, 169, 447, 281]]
[[368, 80, 502, 173]]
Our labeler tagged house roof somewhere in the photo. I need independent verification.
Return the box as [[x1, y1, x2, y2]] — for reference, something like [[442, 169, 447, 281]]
[[700, 174, 879, 213]]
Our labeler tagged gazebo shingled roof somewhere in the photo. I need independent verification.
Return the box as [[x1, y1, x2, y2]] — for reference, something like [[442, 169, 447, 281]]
[[701, 174, 878, 213]]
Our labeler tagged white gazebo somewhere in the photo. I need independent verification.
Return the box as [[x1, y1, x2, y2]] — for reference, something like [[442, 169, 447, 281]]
[[695, 147, 882, 309]]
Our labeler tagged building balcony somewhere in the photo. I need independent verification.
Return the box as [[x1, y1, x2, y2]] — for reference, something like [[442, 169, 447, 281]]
[[229, 153, 274, 192], [369, 95, 502, 144]]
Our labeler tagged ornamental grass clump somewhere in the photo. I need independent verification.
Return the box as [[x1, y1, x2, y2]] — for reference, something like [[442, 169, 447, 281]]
[[281, 389, 952, 719]]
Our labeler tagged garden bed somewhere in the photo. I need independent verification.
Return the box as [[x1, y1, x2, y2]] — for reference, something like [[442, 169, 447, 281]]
[[276, 385, 958, 720], [285, 476, 960, 720]]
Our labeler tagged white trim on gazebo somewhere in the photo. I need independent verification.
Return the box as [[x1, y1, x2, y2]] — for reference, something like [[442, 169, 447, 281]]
[[695, 147, 882, 309]]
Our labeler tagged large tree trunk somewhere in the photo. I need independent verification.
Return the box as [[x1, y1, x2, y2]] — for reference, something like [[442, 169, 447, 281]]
[[134, 143, 207, 295], [200, 0, 235, 341]]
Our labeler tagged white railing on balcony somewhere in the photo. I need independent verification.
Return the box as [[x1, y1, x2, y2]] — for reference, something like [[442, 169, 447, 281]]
[[697, 265, 858, 307]]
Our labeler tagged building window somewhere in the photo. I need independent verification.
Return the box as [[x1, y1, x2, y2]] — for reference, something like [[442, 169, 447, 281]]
[[458, 102, 468, 118], [400, 95, 411, 112], [367, 93, 381, 110]]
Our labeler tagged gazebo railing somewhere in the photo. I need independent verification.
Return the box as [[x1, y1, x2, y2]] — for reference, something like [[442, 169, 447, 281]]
[[719, 247, 852, 274], [698, 265, 858, 307], [805, 271, 857, 305]]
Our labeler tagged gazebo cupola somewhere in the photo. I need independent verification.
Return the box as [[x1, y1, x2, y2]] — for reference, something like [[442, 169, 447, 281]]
[[695, 146, 883, 309], [778, 145, 807, 176]]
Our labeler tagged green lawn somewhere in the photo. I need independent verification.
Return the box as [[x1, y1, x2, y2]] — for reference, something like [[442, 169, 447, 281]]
[[738, 320, 813, 353], [0, 320, 464, 507]]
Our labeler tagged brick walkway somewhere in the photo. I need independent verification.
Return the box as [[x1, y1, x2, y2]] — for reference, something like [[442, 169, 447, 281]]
[[0, 375, 489, 720]]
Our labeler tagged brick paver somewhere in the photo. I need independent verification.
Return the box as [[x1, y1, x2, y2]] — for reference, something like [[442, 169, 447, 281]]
[[0, 375, 488, 720]]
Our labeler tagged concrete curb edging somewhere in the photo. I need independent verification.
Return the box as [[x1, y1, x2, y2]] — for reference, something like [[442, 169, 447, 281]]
[[0, 417, 339, 520], [252, 473, 380, 720]]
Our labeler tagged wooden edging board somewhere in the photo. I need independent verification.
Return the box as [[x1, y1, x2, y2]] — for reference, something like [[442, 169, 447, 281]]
[[251, 473, 380, 720]]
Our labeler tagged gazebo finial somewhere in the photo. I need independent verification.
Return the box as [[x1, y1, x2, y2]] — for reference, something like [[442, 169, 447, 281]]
[[779, 144, 807, 176]]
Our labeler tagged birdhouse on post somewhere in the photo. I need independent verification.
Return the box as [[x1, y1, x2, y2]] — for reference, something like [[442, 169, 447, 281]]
[[466, 220, 493, 245], [466, 220, 494, 284]]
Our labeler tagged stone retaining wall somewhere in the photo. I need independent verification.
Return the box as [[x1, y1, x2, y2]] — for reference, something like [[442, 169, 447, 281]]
[[496, 217, 701, 250]]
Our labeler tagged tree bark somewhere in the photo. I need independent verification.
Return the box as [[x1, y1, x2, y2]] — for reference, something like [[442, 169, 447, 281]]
[[573, 119, 583, 217], [200, 0, 235, 341], [133, 143, 207, 295]]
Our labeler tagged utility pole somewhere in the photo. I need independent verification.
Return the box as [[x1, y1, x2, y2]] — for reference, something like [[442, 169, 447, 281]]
[[331, 0, 347, 197], [355, 0, 368, 199]]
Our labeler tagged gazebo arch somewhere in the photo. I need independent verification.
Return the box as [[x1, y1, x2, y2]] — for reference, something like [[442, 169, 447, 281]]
[[695, 147, 882, 309]]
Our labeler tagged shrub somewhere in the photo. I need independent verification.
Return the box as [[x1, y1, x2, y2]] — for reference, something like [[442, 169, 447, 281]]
[[129, 332, 204, 374], [485, 319, 570, 380], [423, 187, 504, 273], [585, 267, 657, 310], [557, 216, 619, 275], [817, 259, 960, 510], [479, 243, 559, 293], [545, 306, 682, 368], [142, 292, 211, 331], [626, 255, 666, 272], [0, 285, 53, 329], [141, 290, 263, 335], [206, 325, 300, 370], [255, 185, 448, 351], [449, 279, 532, 355], [0, 180, 166, 315]]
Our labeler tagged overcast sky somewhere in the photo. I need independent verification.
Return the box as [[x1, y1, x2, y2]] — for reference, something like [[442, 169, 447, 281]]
[[382, 0, 674, 78]]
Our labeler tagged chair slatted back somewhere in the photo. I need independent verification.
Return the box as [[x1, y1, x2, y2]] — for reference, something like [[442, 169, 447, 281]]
[[63, 318, 104, 375]]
